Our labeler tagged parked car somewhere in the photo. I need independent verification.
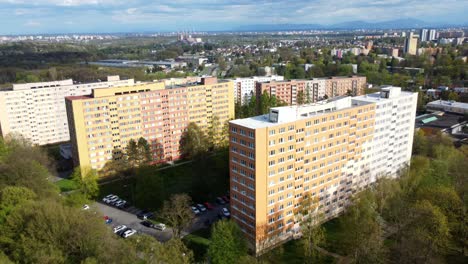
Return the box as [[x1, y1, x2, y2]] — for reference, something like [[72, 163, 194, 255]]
[[113, 225, 127, 234], [216, 197, 226, 205], [204, 202, 214, 210], [102, 194, 118, 203], [196, 204, 207, 212], [121, 229, 137, 238], [221, 208, 230, 218], [154, 223, 166, 231], [141, 220, 155, 228], [114, 200, 127, 208], [222, 196, 230, 203], [82, 204, 90, 210], [191, 206, 200, 215], [137, 211, 154, 220]]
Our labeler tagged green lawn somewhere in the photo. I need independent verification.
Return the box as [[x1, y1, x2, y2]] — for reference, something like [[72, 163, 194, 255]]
[[322, 218, 346, 255], [98, 150, 230, 212], [259, 239, 336, 264], [182, 228, 212, 262], [55, 178, 79, 192]]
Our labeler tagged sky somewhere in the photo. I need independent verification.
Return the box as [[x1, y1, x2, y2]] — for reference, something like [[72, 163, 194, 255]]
[[0, 0, 467, 35]]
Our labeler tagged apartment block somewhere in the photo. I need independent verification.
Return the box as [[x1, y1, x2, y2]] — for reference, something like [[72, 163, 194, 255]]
[[0, 76, 134, 145], [229, 86, 417, 253], [233, 75, 284, 104], [66, 77, 234, 171], [256, 76, 366, 106]]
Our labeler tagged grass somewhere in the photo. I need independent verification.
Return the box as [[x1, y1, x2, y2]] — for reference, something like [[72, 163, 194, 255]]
[[98, 150, 230, 212], [259, 239, 336, 264], [55, 178, 79, 192], [183, 228, 211, 262]]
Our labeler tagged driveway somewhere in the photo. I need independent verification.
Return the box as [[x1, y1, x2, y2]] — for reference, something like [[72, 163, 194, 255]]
[[96, 202, 173, 242], [96, 201, 230, 242]]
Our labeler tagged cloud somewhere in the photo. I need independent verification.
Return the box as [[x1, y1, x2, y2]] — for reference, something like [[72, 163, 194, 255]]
[[25, 20, 41, 27], [0, 0, 467, 34]]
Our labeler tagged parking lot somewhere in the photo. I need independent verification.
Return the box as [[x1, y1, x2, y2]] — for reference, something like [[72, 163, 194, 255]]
[[96, 198, 230, 242]]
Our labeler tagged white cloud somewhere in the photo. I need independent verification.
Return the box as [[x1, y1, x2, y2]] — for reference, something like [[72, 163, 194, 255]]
[[25, 20, 41, 26]]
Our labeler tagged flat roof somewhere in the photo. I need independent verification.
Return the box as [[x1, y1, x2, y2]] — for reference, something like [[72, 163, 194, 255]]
[[427, 100, 468, 110]]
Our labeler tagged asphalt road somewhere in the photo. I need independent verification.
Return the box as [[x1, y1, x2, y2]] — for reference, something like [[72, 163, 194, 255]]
[[96, 201, 230, 242]]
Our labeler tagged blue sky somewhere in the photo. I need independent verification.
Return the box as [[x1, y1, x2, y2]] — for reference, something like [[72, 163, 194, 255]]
[[0, 0, 467, 35]]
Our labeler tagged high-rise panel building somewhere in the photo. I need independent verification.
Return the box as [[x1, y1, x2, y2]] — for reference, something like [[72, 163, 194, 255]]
[[420, 29, 429, 42], [404, 32, 418, 55], [228, 86, 417, 252], [429, 29, 437, 41], [233, 76, 284, 104], [0, 76, 134, 145], [66, 77, 234, 171], [256, 76, 366, 105]]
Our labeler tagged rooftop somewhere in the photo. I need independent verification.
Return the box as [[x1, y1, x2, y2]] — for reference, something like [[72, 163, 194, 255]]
[[416, 112, 466, 129], [427, 100, 468, 110]]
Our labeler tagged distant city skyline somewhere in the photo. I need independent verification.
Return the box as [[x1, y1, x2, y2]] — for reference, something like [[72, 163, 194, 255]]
[[0, 0, 467, 35]]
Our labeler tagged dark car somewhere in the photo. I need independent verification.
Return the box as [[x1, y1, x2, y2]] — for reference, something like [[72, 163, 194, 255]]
[[140, 220, 155, 228], [222, 196, 230, 203], [137, 210, 154, 220], [215, 197, 226, 205], [204, 202, 214, 210]]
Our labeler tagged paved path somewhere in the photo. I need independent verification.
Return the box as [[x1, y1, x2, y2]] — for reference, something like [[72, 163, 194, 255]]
[[95, 201, 229, 242]]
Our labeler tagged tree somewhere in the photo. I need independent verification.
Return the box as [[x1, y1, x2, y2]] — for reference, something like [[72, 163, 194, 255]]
[[160, 194, 193, 238], [207, 116, 223, 150], [299, 193, 325, 263], [260, 91, 271, 114], [128, 235, 193, 264], [136, 137, 152, 165], [447, 91, 460, 101], [71, 166, 99, 199], [339, 191, 387, 263], [208, 220, 248, 264], [413, 129, 429, 156], [126, 139, 139, 167], [0, 186, 36, 224], [297, 90, 305, 105], [180, 122, 209, 159], [0, 200, 137, 263], [396, 200, 450, 263]]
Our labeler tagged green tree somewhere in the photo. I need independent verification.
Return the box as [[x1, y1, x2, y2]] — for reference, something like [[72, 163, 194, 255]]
[[396, 200, 450, 263], [126, 139, 139, 167], [260, 91, 271, 114], [208, 116, 223, 149], [160, 194, 193, 238], [136, 137, 152, 165], [128, 235, 193, 264], [71, 166, 99, 199], [208, 220, 248, 264], [448, 91, 460, 101], [340, 191, 387, 263], [0, 186, 36, 224], [180, 122, 209, 159], [412, 129, 429, 156], [297, 90, 305, 105], [299, 193, 325, 263]]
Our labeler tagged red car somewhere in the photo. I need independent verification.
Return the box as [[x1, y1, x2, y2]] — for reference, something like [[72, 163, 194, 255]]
[[204, 202, 214, 210]]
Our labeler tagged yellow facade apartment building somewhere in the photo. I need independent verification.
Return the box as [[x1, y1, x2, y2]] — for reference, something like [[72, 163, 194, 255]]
[[66, 77, 234, 171], [229, 86, 417, 253]]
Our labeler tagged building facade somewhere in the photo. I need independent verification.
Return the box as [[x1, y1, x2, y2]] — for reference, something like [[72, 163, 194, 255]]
[[229, 86, 417, 253], [256, 76, 366, 105], [0, 76, 134, 145], [66, 77, 234, 171], [404, 32, 418, 55], [233, 76, 284, 104]]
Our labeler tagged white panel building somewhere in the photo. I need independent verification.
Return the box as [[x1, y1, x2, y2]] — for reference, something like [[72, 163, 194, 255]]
[[0, 76, 135, 145], [352, 86, 418, 185], [233, 75, 284, 104]]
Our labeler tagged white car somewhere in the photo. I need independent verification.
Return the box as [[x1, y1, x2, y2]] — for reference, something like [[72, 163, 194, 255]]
[[113, 225, 127, 234], [191, 206, 200, 215], [196, 204, 207, 212], [82, 204, 90, 210], [102, 194, 118, 203], [222, 208, 230, 217], [155, 223, 166, 231], [114, 200, 126, 207], [121, 229, 136, 238]]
